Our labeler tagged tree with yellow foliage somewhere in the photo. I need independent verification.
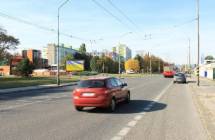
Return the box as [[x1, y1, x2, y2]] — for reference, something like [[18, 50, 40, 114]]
[[125, 59, 140, 72]]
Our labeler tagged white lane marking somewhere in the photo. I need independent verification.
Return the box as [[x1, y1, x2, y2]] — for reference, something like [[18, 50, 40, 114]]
[[127, 120, 137, 127], [110, 136, 122, 140], [17, 99, 32, 103], [31, 95, 50, 99], [0, 94, 71, 111], [155, 82, 172, 101], [0, 101, 43, 111], [118, 127, 131, 136], [110, 82, 172, 140], [134, 115, 143, 121]]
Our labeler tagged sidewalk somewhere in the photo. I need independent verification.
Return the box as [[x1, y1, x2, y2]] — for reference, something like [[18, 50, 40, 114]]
[[0, 82, 77, 94], [188, 77, 215, 140]]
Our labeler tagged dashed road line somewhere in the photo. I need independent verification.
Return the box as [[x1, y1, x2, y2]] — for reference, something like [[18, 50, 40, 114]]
[[118, 127, 131, 136], [127, 120, 137, 127], [0, 94, 71, 111], [111, 136, 122, 140], [0, 101, 42, 112], [134, 115, 142, 121], [110, 81, 172, 140]]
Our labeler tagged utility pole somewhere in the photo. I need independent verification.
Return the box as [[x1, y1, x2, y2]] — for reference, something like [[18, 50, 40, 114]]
[[188, 38, 191, 72], [158, 60, 161, 73], [149, 52, 152, 75], [197, 0, 200, 86], [57, 0, 70, 86], [57, 10, 60, 85], [118, 32, 132, 76], [118, 43, 121, 75], [102, 61, 105, 74], [89, 40, 93, 51]]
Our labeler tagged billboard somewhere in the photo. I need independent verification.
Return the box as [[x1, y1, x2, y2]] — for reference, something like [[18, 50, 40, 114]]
[[66, 60, 84, 72]]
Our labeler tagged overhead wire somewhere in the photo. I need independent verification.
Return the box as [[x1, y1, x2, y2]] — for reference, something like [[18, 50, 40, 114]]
[[107, 0, 149, 40], [173, 18, 197, 28], [107, 0, 140, 31], [91, 0, 132, 31], [107, 0, 197, 41], [150, 18, 197, 39], [0, 10, 90, 42]]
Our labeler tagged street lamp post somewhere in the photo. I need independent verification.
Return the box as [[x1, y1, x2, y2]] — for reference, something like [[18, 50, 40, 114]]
[[118, 43, 121, 74], [57, 0, 70, 85], [196, 0, 200, 86], [149, 52, 152, 75], [118, 32, 132, 75], [188, 38, 191, 72]]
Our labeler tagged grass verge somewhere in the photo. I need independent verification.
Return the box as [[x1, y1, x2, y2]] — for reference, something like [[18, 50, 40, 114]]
[[0, 76, 80, 89]]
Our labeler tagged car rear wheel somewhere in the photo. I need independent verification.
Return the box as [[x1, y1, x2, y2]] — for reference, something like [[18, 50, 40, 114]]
[[108, 98, 116, 112], [75, 106, 83, 111], [125, 92, 130, 103]]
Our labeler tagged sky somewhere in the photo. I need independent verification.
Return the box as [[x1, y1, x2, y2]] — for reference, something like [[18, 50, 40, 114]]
[[0, 0, 214, 64]]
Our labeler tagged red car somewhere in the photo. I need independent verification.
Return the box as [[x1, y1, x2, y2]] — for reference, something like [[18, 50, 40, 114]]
[[72, 77, 130, 112], [163, 65, 175, 78], [163, 71, 175, 78]]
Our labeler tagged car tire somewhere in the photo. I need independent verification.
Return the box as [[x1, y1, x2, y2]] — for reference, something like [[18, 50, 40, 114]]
[[108, 98, 116, 112], [75, 106, 83, 111], [125, 92, 130, 103]]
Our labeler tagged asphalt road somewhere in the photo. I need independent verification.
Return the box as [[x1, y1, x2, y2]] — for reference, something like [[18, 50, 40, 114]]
[[0, 76, 207, 140]]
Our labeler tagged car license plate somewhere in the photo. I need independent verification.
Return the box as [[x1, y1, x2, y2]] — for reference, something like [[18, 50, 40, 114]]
[[82, 93, 95, 97]]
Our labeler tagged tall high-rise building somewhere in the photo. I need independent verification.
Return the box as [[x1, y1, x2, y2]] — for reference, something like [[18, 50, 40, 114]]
[[113, 44, 132, 61]]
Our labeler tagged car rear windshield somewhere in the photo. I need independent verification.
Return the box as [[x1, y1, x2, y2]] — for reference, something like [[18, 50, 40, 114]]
[[175, 73, 185, 77], [78, 80, 106, 88]]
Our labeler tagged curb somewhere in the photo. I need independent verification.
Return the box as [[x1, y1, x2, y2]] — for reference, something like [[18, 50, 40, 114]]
[[0, 82, 78, 95]]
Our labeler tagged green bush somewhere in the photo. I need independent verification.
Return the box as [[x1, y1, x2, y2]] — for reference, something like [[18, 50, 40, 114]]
[[72, 71, 98, 76]]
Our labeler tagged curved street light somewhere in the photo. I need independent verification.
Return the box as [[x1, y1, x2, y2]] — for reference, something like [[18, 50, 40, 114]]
[[196, 0, 200, 86], [57, 0, 71, 85], [118, 32, 132, 75]]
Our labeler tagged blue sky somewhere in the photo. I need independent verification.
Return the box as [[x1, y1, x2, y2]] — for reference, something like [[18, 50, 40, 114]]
[[0, 0, 214, 64]]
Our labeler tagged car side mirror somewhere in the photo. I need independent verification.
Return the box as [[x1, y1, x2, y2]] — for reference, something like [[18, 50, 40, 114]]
[[122, 83, 127, 87]]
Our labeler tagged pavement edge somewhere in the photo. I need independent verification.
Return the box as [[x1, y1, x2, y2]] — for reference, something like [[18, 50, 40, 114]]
[[0, 82, 77, 95], [188, 84, 214, 140]]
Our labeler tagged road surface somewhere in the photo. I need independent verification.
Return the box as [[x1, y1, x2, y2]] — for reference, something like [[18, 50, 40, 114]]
[[0, 76, 207, 140]]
